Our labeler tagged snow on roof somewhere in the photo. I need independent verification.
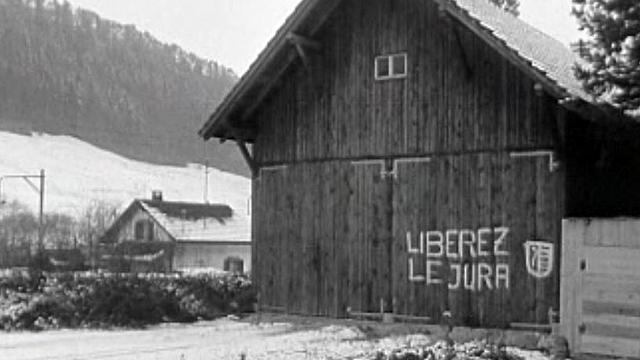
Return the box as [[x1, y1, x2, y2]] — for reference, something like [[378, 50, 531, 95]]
[[139, 200, 250, 243], [451, 0, 591, 102], [141, 200, 233, 220]]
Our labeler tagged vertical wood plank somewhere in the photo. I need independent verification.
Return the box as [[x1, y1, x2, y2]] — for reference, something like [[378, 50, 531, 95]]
[[248, 0, 568, 327], [560, 219, 584, 354]]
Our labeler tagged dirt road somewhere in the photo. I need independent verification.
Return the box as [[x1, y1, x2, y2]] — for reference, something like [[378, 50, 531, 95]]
[[0, 316, 548, 360], [1, 317, 419, 360]]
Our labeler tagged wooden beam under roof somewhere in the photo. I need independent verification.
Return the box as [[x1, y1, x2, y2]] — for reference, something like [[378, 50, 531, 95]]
[[239, 1, 340, 123], [240, 50, 299, 122], [286, 32, 321, 50], [219, 125, 256, 143], [236, 140, 259, 178], [294, 43, 311, 69], [234, 0, 342, 127], [201, 0, 342, 140], [453, 27, 473, 79]]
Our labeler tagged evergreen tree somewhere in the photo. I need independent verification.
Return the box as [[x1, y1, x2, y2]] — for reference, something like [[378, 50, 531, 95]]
[[572, 0, 640, 111], [490, 0, 520, 16]]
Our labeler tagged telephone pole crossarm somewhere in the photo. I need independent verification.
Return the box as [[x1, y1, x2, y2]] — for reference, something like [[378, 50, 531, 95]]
[[0, 170, 46, 250]]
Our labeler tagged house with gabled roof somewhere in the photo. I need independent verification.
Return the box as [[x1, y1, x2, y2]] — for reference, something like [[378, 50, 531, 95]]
[[199, 0, 640, 333], [100, 192, 251, 273]]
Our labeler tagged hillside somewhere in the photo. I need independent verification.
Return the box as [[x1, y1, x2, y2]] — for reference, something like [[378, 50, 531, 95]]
[[0, 0, 247, 176], [0, 131, 250, 232]]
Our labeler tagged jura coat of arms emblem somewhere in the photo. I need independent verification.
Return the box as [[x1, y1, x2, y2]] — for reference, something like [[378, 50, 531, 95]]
[[524, 241, 554, 278]]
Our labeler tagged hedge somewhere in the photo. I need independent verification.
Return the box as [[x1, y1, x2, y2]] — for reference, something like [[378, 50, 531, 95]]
[[0, 272, 255, 331], [373, 341, 524, 360]]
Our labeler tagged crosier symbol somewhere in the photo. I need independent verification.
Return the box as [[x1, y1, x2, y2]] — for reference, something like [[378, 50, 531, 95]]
[[524, 241, 554, 279]]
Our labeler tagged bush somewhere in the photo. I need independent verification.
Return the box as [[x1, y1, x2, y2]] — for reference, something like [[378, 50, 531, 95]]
[[373, 341, 523, 360], [0, 272, 255, 331]]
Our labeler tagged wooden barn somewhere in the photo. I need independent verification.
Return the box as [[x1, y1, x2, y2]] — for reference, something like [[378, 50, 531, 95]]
[[199, 0, 640, 329], [100, 192, 251, 273]]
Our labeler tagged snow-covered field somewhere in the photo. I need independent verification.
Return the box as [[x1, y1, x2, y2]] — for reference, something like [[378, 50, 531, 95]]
[[0, 131, 250, 221], [0, 317, 550, 360]]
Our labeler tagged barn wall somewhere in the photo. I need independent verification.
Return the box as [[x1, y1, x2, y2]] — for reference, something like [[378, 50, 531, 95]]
[[174, 243, 251, 272], [251, 0, 566, 326], [253, 0, 559, 165], [255, 155, 563, 325]]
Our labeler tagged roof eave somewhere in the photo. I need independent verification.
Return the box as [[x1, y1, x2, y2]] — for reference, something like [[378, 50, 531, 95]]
[[199, 0, 325, 141], [200, 0, 633, 142], [440, 0, 635, 124]]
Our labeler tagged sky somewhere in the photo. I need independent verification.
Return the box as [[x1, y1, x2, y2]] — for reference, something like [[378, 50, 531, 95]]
[[66, 0, 583, 76]]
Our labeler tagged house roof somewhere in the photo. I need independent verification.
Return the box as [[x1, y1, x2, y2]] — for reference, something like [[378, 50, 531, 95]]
[[139, 200, 249, 243], [140, 200, 233, 221], [101, 200, 250, 244], [199, 0, 626, 142]]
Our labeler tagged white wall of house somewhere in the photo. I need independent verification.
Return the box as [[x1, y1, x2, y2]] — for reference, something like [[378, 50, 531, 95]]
[[173, 242, 251, 273]]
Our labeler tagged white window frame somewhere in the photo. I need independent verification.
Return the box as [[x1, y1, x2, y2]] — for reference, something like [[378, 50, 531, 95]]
[[375, 52, 408, 80]]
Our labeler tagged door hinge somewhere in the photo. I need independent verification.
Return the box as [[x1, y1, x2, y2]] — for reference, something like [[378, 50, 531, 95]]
[[351, 159, 390, 179], [386, 157, 433, 180], [352, 157, 432, 180], [510, 150, 560, 172]]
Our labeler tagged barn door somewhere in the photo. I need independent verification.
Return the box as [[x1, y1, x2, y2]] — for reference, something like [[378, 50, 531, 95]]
[[391, 157, 443, 319], [346, 160, 394, 314], [390, 153, 562, 327], [504, 151, 562, 327], [253, 166, 290, 312]]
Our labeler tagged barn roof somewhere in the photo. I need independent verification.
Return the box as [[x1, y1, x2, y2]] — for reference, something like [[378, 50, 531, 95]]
[[139, 200, 249, 243], [449, 0, 589, 101], [200, 0, 627, 142]]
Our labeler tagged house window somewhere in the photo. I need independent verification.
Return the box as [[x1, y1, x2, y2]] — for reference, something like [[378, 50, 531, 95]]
[[134, 221, 145, 241], [134, 220, 154, 241], [224, 256, 244, 274], [375, 53, 407, 80], [147, 222, 154, 241]]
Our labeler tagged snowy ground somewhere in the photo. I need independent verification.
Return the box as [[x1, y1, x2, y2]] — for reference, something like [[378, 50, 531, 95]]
[[0, 316, 550, 360], [0, 131, 250, 223]]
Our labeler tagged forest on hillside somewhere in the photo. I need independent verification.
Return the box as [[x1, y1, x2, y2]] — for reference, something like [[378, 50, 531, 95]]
[[0, 0, 247, 176]]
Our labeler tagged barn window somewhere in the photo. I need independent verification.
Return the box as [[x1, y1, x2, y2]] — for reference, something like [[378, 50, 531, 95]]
[[375, 53, 407, 80]]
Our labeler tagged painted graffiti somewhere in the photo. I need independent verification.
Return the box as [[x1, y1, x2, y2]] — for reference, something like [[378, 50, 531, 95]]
[[406, 228, 511, 291], [524, 241, 554, 278]]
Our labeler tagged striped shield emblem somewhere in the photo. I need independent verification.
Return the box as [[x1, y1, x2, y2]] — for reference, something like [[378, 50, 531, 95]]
[[524, 241, 554, 279]]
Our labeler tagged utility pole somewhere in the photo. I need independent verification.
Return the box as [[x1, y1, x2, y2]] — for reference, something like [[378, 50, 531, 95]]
[[204, 160, 209, 204], [203, 141, 210, 204], [39, 169, 45, 251], [0, 169, 46, 251]]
